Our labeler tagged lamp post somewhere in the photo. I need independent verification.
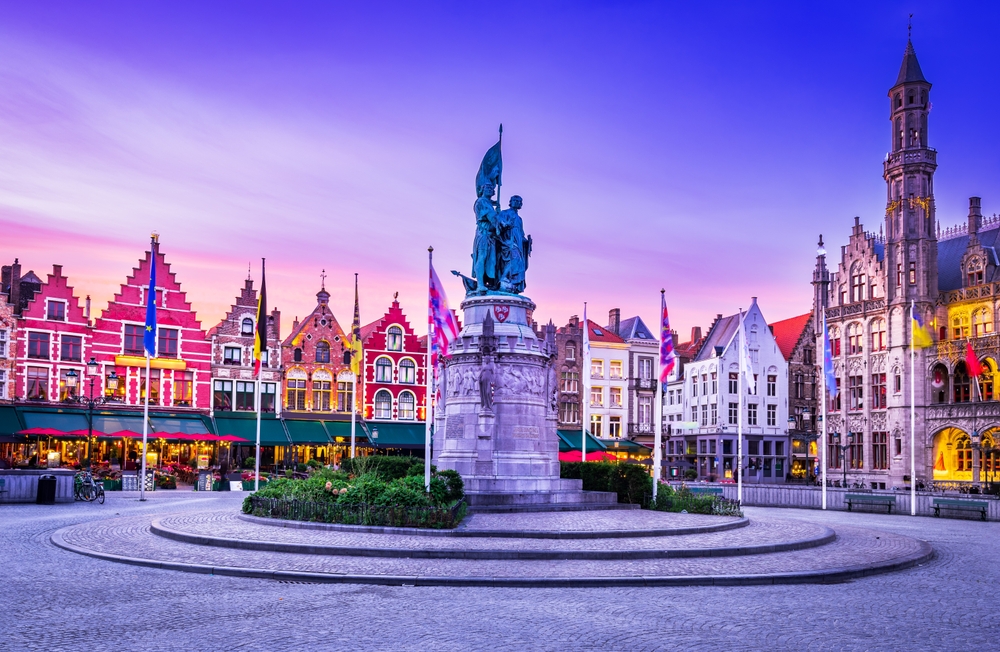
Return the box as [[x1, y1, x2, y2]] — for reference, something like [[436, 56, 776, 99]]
[[834, 432, 854, 487], [371, 426, 378, 451]]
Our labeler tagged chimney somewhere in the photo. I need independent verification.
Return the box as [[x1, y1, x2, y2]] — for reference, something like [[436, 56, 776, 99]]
[[969, 197, 983, 235], [690, 326, 702, 343], [569, 314, 579, 328], [52, 264, 62, 278], [292, 316, 300, 332], [608, 308, 621, 334], [10, 258, 21, 315], [270, 308, 281, 341], [85, 295, 91, 321]]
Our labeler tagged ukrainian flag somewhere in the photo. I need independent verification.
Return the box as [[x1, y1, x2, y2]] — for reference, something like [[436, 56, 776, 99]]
[[912, 306, 933, 348]]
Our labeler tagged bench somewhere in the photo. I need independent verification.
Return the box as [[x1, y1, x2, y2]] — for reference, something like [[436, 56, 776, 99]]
[[932, 498, 988, 521], [845, 493, 895, 513], [688, 487, 724, 497]]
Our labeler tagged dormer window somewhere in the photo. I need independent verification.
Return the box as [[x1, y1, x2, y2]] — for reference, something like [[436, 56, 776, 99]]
[[387, 326, 403, 352]]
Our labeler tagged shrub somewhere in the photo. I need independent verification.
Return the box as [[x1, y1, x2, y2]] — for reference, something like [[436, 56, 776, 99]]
[[296, 462, 308, 473], [559, 461, 652, 506], [341, 455, 419, 480], [437, 469, 464, 504], [243, 457, 256, 469], [306, 459, 322, 469]]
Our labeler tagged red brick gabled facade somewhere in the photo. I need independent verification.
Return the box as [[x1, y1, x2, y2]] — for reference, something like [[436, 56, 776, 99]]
[[280, 286, 351, 413], [208, 277, 282, 414], [14, 265, 93, 403], [360, 297, 428, 422], [90, 243, 212, 409]]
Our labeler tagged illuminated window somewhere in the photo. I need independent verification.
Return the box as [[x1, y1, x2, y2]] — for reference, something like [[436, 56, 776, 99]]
[[870, 319, 886, 351], [387, 326, 403, 352], [375, 357, 393, 382], [312, 380, 331, 411], [27, 366, 48, 400], [287, 379, 306, 411], [609, 360, 623, 379], [374, 390, 392, 419], [140, 369, 161, 405], [560, 372, 579, 393], [398, 391, 415, 420], [173, 371, 193, 406], [399, 358, 416, 384]]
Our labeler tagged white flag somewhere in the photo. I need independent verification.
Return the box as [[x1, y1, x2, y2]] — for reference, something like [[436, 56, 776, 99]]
[[740, 312, 756, 394]]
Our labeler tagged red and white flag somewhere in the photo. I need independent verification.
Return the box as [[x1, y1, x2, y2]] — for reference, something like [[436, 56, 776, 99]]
[[429, 262, 460, 369], [658, 292, 676, 383]]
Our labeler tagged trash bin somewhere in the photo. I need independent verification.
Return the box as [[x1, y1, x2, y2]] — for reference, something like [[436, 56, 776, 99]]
[[36, 474, 57, 504]]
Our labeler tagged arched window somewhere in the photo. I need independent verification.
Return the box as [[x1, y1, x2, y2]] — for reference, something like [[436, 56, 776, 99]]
[[870, 319, 886, 352], [980, 359, 995, 401], [828, 327, 841, 357], [374, 390, 392, 419], [293, 348, 303, 363], [956, 434, 972, 472], [241, 317, 254, 336], [398, 391, 415, 420], [952, 315, 970, 340], [954, 362, 971, 403], [315, 341, 331, 363], [930, 364, 948, 404], [847, 323, 863, 355], [895, 117, 903, 150], [983, 434, 998, 477], [375, 357, 393, 383], [566, 342, 576, 361], [398, 358, 416, 384], [387, 326, 403, 352], [973, 309, 993, 337]]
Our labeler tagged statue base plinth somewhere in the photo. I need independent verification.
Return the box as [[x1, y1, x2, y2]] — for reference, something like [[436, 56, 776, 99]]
[[434, 294, 618, 512]]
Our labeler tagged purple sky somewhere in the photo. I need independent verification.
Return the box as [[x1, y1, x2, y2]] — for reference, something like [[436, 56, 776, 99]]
[[2, 2, 999, 339]]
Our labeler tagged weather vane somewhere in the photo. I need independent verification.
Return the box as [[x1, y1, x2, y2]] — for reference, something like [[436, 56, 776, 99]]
[[320, 268, 327, 289]]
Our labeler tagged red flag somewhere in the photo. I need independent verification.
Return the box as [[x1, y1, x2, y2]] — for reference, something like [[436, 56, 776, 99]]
[[966, 342, 982, 377]]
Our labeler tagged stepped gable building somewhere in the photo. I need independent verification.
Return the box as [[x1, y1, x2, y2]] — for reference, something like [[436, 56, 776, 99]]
[[815, 38, 1000, 489], [0, 294, 13, 401], [280, 281, 350, 414], [12, 265, 93, 404], [90, 242, 212, 409], [360, 295, 428, 422], [208, 275, 282, 414], [769, 312, 818, 479], [665, 299, 789, 483]]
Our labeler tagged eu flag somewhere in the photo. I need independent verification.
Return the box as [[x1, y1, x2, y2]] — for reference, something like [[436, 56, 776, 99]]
[[144, 237, 158, 357]]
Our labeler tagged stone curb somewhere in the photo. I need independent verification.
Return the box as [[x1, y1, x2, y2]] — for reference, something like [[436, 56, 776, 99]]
[[49, 526, 935, 588], [151, 518, 836, 561], [237, 512, 751, 539]]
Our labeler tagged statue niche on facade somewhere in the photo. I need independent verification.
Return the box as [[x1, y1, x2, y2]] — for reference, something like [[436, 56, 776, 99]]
[[453, 128, 532, 296]]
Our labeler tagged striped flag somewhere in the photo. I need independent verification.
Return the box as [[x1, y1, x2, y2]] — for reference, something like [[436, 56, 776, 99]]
[[658, 292, 676, 383], [739, 311, 756, 394], [911, 305, 933, 348], [429, 261, 460, 368], [253, 259, 267, 376], [349, 274, 362, 375]]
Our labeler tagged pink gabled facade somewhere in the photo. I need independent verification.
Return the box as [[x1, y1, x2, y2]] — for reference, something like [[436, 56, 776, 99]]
[[14, 265, 94, 403], [361, 297, 428, 422], [90, 242, 212, 409]]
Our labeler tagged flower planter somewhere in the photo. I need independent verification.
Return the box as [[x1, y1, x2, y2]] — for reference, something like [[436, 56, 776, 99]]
[[103, 479, 122, 491]]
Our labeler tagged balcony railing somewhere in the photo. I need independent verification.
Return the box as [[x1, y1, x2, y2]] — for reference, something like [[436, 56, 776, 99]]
[[630, 377, 657, 392], [628, 422, 653, 436]]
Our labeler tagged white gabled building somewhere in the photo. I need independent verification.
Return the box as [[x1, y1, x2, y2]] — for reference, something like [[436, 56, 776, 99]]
[[664, 298, 790, 483]]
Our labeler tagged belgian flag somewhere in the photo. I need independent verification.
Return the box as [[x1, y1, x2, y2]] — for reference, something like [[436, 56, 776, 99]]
[[254, 259, 267, 376]]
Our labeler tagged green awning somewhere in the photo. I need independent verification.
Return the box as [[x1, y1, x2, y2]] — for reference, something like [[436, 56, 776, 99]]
[[215, 413, 289, 446], [0, 405, 25, 437], [21, 409, 89, 432], [598, 438, 651, 454], [150, 415, 212, 436], [557, 429, 607, 453], [92, 413, 147, 434], [284, 419, 332, 444], [323, 420, 370, 444], [363, 421, 427, 449]]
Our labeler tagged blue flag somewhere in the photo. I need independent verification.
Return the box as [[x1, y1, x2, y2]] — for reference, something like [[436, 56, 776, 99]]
[[143, 239, 157, 357], [822, 315, 837, 399]]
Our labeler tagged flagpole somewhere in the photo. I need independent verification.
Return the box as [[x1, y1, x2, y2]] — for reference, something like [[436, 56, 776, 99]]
[[425, 247, 434, 492], [652, 290, 664, 501], [821, 314, 828, 510], [140, 353, 150, 501], [254, 258, 266, 492], [350, 374, 357, 459], [581, 302, 589, 463], [737, 309, 744, 504], [910, 300, 916, 515]]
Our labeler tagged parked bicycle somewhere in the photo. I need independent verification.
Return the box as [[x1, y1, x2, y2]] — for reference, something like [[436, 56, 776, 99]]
[[74, 470, 105, 504]]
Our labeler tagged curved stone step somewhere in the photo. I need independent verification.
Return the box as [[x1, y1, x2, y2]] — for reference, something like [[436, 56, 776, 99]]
[[150, 512, 835, 560], [50, 511, 933, 587]]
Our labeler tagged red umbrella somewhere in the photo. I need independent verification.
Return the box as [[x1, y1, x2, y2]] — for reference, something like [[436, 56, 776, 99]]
[[65, 429, 108, 438], [558, 450, 618, 462], [216, 434, 248, 442], [109, 430, 143, 438], [18, 427, 62, 436]]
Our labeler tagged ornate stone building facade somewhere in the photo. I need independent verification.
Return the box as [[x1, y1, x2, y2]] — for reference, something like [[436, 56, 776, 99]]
[[816, 39, 1000, 489]]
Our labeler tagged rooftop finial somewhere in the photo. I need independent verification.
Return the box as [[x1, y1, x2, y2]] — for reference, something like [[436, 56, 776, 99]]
[[908, 13, 913, 40], [247, 261, 251, 281], [320, 268, 327, 290]]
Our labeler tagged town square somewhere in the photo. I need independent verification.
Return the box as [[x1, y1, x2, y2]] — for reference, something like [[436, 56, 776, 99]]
[[2, 3, 1000, 651]]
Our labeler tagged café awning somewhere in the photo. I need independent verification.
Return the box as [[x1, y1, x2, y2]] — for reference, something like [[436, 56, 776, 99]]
[[283, 419, 333, 445], [361, 422, 425, 449], [214, 412, 290, 446], [556, 429, 608, 453]]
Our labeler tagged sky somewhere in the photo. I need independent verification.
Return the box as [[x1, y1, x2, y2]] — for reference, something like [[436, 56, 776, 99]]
[[2, 1, 1000, 340]]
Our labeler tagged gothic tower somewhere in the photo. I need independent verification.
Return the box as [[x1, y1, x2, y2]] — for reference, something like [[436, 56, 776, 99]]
[[884, 40, 937, 308]]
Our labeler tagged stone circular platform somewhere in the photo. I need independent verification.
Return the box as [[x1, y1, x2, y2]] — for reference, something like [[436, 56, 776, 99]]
[[50, 508, 933, 587]]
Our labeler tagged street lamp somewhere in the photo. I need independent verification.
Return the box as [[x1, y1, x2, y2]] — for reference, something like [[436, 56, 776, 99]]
[[371, 426, 378, 451], [67, 359, 119, 462], [834, 432, 855, 487]]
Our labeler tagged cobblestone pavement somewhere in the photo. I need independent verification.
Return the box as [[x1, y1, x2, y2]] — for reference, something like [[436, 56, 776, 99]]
[[4, 492, 997, 651], [156, 511, 827, 554], [457, 509, 740, 532]]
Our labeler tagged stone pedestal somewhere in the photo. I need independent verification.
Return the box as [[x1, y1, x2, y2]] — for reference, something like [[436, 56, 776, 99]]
[[434, 294, 618, 510]]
